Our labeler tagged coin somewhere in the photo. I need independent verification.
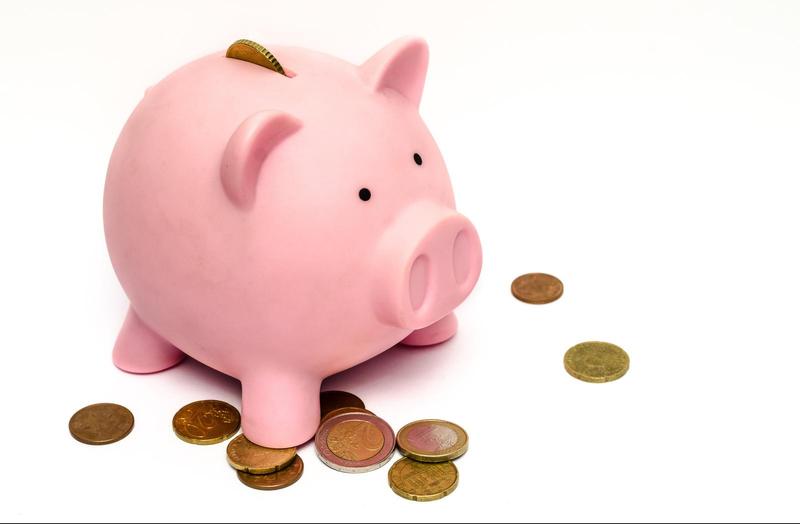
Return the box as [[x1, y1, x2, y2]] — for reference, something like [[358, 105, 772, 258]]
[[236, 456, 304, 491], [320, 390, 365, 419], [172, 400, 240, 445], [315, 413, 395, 473], [69, 403, 134, 445], [396, 419, 468, 463], [564, 341, 629, 383], [388, 458, 459, 502], [226, 434, 297, 474], [225, 39, 286, 76], [511, 273, 564, 304], [320, 406, 374, 426]]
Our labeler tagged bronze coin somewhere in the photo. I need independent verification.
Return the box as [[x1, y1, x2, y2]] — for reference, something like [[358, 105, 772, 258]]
[[172, 400, 240, 445], [69, 403, 134, 445], [236, 456, 304, 490], [319, 406, 375, 426], [315, 413, 395, 473], [396, 419, 468, 463], [226, 434, 297, 474], [388, 458, 459, 502], [320, 390, 365, 419], [564, 341, 630, 383], [225, 39, 286, 76], [511, 273, 564, 304]]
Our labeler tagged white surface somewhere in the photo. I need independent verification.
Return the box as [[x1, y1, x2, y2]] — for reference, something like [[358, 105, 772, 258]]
[[1, 1, 799, 522]]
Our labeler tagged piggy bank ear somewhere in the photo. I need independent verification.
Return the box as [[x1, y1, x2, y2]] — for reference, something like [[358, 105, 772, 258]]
[[360, 37, 429, 107], [221, 110, 302, 208]]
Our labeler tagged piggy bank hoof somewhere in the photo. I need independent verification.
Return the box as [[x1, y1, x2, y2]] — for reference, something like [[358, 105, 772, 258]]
[[400, 313, 458, 347], [112, 307, 185, 374], [241, 374, 322, 447]]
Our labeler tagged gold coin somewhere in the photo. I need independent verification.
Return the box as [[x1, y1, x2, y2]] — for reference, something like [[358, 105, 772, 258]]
[[225, 39, 286, 76], [564, 341, 629, 383], [226, 434, 297, 474], [396, 419, 468, 463], [69, 403, 134, 445], [320, 390, 365, 419], [511, 273, 564, 304], [319, 406, 374, 426], [388, 458, 459, 502], [172, 400, 240, 445], [236, 456, 304, 491]]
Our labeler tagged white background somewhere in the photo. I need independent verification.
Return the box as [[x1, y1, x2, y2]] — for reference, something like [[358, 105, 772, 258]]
[[1, 1, 799, 522]]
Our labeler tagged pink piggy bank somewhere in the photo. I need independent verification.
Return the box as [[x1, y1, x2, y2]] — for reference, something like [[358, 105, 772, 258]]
[[104, 37, 482, 447]]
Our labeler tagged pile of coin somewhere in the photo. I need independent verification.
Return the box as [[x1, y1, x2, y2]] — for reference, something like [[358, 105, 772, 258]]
[[313, 391, 467, 501], [67, 268, 632, 501], [226, 434, 302, 490], [70, 392, 468, 500], [315, 390, 396, 473], [511, 272, 631, 383], [390, 419, 468, 501], [171, 399, 301, 490], [172, 398, 300, 489]]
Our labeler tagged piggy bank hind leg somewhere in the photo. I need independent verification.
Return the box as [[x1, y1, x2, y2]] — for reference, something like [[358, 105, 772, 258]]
[[241, 372, 321, 448], [112, 307, 185, 373], [400, 312, 458, 347]]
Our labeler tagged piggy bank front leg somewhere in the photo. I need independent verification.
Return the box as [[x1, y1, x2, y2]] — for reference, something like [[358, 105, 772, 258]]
[[112, 307, 185, 373], [400, 312, 458, 347], [241, 372, 321, 448]]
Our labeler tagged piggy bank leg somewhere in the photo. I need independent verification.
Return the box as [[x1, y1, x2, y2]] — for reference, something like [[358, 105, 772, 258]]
[[241, 373, 321, 448], [112, 307, 185, 373], [400, 312, 458, 347]]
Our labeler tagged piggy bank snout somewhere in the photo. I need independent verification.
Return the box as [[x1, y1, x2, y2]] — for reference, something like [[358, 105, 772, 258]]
[[373, 203, 482, 330]]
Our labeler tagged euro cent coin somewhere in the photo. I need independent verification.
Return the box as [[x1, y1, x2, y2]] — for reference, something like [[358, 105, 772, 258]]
[[226, 434, 297, 474], [564, 341, 630, 383], [315, 413, 395, 473], [319, 390, 365, 419], [396, 419, 468, 462], [172, 399, 240, 445], [388, 458, 459, 502], [69, 403, 134, 445], [236, 456, 304, 490], [511, 273, 564, 304], [225, 39, 286, 76]]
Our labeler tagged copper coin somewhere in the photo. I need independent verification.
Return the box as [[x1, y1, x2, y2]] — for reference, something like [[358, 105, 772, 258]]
[[396, 419, 468, 463], [388, 458, 459, 502], [172, 400, 240, 445], [69, 403, 134, 445], [511, 273, 564, 304], [226, 434, 297, 474], [225, 39, 286, 76], [236, 456, 304, 490], [319, 406, 375, 426], [319, 390, 365, 419], [315, 413, 395, 473]]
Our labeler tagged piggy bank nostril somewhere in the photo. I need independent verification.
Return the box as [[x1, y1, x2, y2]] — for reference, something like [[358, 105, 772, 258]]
[[409, 255, 430, 311], [452, 230, 472, 285]]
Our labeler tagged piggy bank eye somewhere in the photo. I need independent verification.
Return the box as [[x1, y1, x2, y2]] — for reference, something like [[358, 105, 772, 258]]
[[359, 188, 372, 201], [413, 153, 423, 166]]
